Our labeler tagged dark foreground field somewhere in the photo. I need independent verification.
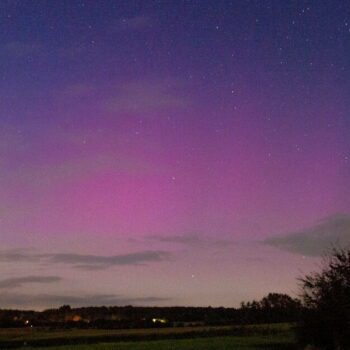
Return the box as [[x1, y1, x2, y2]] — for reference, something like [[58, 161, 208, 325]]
[[0, 323, 297, 349]]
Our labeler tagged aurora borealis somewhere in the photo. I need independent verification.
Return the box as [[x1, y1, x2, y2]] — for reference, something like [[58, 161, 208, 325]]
[[0, 0, 349, 309]]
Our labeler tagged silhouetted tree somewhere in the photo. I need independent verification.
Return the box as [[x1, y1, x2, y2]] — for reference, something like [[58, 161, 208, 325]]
[[260, 293, 299, 309], [58, 305, 71, 312], [239, 293, 301, 324], [298, 248, 350, 349]]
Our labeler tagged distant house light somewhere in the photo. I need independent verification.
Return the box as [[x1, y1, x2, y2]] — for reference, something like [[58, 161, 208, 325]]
[[152, 318, 167, 324]]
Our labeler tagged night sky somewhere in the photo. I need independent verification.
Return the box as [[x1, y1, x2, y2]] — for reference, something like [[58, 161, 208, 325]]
[[1, 0, 349, 310]]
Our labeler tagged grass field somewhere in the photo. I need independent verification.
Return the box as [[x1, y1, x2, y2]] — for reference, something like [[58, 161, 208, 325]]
[[27, 335, 296, 350], [0, 323, 297, 349]]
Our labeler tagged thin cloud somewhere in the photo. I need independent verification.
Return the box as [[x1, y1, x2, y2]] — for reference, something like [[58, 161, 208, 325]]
[[49, 251, 170, 269], [8, 154, 152, 186], [147, 234, 235, 248], [115, 16, 152, 32], [62, 83, 94, 98], [0, 249, 43, 263], [264, 214, 350, 256], [0, 276, 61, 289], [3, 41, 42, 57], [106, 79, 188, 114], [0, 250, 170, 270]]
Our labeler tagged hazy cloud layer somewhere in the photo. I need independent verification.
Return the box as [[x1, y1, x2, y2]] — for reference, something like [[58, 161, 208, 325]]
[[264, 215, 350, 256], [0, 250, 170, 270], [0, 293, 169, 309], [0, 276, 61, 289]]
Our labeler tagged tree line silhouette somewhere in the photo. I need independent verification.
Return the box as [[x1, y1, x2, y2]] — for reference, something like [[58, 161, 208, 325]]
[[0, 292, 301, 329]]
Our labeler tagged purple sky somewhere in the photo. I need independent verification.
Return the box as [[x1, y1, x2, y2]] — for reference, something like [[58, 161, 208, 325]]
[[0, 0, 349, 310]]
